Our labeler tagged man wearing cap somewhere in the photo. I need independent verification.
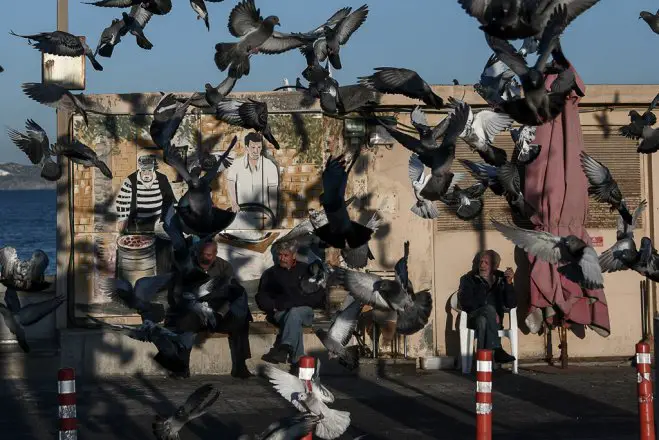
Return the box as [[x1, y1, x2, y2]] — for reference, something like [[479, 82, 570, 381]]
[[114, 154, 177, 273]]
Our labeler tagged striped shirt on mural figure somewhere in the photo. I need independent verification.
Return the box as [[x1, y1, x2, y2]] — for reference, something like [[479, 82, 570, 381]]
[[114, 154, 177, 234]]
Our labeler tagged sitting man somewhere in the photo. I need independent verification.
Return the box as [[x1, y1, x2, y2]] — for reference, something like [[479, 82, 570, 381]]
[[256, 242, 326, 369], [170, 241, 254, 379], [458, 249, 517, 365]]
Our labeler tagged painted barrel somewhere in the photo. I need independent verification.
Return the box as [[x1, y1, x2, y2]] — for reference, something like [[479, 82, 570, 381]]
[[116, 235, 156, 288]]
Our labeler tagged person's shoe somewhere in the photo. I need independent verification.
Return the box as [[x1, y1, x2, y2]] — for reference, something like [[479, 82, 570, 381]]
[[494, 347, 516, 364], [261, 344, 290, 364], [231, 364, 254, 379]]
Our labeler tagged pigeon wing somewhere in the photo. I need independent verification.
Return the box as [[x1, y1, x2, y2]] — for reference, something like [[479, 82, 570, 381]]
[[410, 106, 430, 131], [563, 246, 604, 288], [259, 32, 306, 54], [17, 295, 65, 326], [22, 82, 83, 114], [215, 100, 245, 126], [27, 250, 49, 282], [457, 0, 490, 23], [335, 4, 368, 45], [408, 153, 425, 184], [134, 273, 172, 303], [327, 299, 361, 346], [262, 364, 308, 411], [0, 247, 18, 281], [177, 384, 221, 422], [7, 119, 49, 164], [485, 34, 530, 78], [3, 287, 21, 314], [472, 110, 514, 145], [228, 0, 262, 37], [340, 269, 389, 309], [491, 219, 562, 264]]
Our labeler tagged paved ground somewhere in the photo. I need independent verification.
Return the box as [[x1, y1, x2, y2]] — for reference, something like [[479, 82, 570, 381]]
[[0, 365, 641, 439]]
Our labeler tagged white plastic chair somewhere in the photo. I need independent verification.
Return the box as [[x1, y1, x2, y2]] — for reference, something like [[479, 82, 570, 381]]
[[449, 291, 519, 374]]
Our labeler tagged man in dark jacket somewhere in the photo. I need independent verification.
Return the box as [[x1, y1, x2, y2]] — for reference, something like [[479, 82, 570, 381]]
[[169, 241, 254, 379], [458, 249, 517, 364], [256, 242, 325, 367]]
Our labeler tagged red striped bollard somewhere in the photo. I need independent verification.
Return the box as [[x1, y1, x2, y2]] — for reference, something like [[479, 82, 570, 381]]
[[58, 368, 77, 440], [636, 342, 655, 440], [298, 356, 316, 440], [476, 349, 493, 440]]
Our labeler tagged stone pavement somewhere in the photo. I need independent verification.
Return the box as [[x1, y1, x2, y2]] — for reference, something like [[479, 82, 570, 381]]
[[0, 365, 641, 439]]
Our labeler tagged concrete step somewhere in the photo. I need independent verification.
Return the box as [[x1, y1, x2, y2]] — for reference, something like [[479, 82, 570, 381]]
[[0, 340, 61, 379]]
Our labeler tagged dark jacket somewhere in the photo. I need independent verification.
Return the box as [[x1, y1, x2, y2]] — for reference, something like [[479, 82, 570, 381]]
[[255, 262, 326, 313], [126, 170, 175, 230], [458, 270, 517, 317]]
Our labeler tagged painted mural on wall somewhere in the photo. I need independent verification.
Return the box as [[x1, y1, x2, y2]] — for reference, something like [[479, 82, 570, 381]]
[[70, 109, 343, 317]]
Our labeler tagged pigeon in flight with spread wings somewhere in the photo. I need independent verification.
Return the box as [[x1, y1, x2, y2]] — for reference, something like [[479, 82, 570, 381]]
[[181, 75, 237, 110], [618, 93, 659, 140], [8, 119, 112, 180], [315, 295, 362, 370], [261, 364, 351, 440], [447, 96, 513, 167], [119, 4, 155, 51], [22, 82, 91, 126], [492, 219, 604, 289], [214, 0, 307, 79], [510, 125, 541, 165], [150, 93, 195, 149], [484, 4, 572, 126], [457, 0, 601, 40], [214, 98, 280, 149], [7, 119, 62, 181], [152, 383, 220, 440], [97, 274, 173, 323], [297, 4, 369, 70], [84, 0, 172, 15], [1, 288, 65, 353], [358, 67, 444, 109], [580, 151, 634, 225], [408, 154, 463, 219], [439, 182, 488, 221], [0, 246, 50, 291], [474, 54, 521, 109], [599, 200, 647, 275], [11, 29, 103, 71], [249, 413, 322, 440], [87, 317, 196, 375]]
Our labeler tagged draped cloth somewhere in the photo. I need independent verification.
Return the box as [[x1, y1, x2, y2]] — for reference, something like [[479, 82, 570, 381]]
[[522, 64, 611, 337]]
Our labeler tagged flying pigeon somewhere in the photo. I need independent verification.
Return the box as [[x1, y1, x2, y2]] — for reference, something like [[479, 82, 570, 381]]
[[439, 182, 487, 221], [341, 212, 382, 269], [637, 237, 659, 282], [22, 82, 91, 126], [447, 96, 513, 166], [214, 99, 280, 149], [97, 274, 172, 323], [315, 295, 361, 370], [484, 5, 572, 125], [474, 54, 521, 109], [95, 17, 129, 58], [303, 4, 369, 70], [457, 0, 601, 40], [0, 247, 49, 291], [261, 364, 351, 440], [336, 266, 433, 335], [315, 155, 375, 250], [87, 317, 196, 376], [408, 154, 463, 219], [409, 105, 454, 152], [510, 125, 541, 165], [150, 93, 194, 149], [8, 119, 112, 180], [189, 0, 224, 31], [640, 10, 659, 35], [152, 383, 220, 440], [214, 0, 306, 78], [579, 151, 633, 225], [599, 200, 647, 274], [491, 218, 604, 289], [11, 30, 103, 71], [618, 93, 659, 140], [120, 5, 155, 51], [358, 67, 444, 109], [84, 0, 172, 15], [165, 137, 237, 237], [181, 75, 237, 109], [460, 158, 536, 219], [251, 413, 322, 440], [7, 119, 62, 181], [637, 125, 659, 155], [378, 102, 470, 206], [0, 288, 65, 352]]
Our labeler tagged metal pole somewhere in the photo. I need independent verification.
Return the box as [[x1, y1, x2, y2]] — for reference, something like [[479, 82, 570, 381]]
[[55, 0, 73, 328], [637, 342, 656, 440], [57, 368, 77, 439], [476, 349, 493, 440], [655, 316, 659, 431], [298, 356, 315, 440]]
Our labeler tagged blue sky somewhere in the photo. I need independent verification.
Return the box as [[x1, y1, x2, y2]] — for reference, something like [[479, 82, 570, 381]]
[[0, 0, 656, 164]]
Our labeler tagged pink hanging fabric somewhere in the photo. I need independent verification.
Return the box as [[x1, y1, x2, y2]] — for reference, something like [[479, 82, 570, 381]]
[[522, 64, 611, 337]]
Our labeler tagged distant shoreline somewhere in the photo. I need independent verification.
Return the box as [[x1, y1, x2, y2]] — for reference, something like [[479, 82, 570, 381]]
[[0, 187, 56, 191]]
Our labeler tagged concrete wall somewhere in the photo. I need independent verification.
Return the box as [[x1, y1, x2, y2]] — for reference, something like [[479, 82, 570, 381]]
[[57, 84, 659, 362]]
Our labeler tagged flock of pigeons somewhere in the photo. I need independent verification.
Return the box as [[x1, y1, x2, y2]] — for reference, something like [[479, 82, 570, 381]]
[[2, 0, 659, 438]]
